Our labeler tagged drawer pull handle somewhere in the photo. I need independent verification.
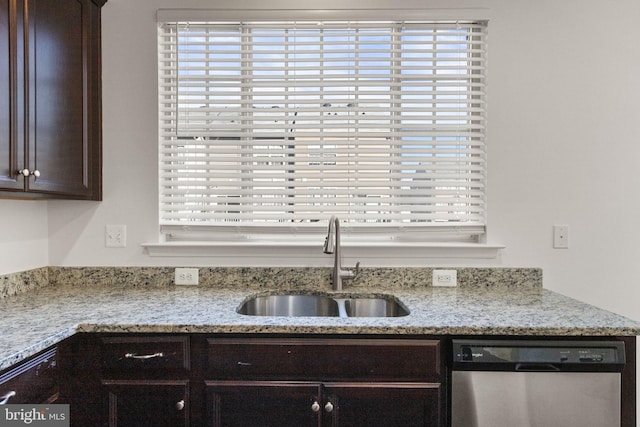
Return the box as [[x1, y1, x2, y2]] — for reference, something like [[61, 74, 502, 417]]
[[324, 401, 334, 413], [175, 400, 185, 411], [237, 361, 252, 366], [124, 352, 164, 360], [311, 401, 320, 413], [0, 391, 16, 405]]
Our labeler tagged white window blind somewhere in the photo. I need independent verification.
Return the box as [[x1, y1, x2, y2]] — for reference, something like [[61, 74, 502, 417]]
[[158, 20, 487, 240]]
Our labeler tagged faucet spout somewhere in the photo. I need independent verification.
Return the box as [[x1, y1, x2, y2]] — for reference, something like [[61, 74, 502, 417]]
[[323, 216, 336, 254], [323, 216, 360, 291]]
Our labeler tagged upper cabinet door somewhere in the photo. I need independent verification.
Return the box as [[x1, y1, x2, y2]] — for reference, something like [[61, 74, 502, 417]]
[[0, 0, 24, 190], [25, 0, 102, 199]]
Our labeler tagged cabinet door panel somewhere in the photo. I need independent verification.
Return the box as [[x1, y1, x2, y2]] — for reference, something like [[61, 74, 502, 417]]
[[0, 0, 12, 186], [20, 0, 102, 199], [102, 380, 189, 427], [0, 0, 23, 190], [27, 0, 88, 196], [206, 381, 322, 427], [324, 383, 442, 427], [0, 0, 102, 199]]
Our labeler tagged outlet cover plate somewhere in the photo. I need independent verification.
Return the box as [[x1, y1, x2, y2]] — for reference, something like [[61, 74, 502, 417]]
[[105, 225, 126, 248], [433, 269, 457, 287], [175, 268, 199, 285]]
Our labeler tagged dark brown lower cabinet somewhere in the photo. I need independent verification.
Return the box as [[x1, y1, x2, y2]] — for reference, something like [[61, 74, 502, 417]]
[[56, 334, 634, 426], [206, 381, 441, 427], [323, 383, 441, 427], [102, 380, 189, 427], [0, 346, 58, 405], [204, 337, 443, 427], [97, 335, 191, 427], [206, 382, 322, 427]]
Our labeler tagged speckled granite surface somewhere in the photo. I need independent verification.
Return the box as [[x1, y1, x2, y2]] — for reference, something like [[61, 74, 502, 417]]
[[0, 267, 49, 298], [1, 266, 543, 297], [45, 266, 543, 290], [1, 266, 639, 371]]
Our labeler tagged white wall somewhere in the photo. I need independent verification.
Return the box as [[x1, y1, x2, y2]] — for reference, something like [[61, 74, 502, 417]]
[[486, 0, 640, 319], [28, 0, 640, 322], [0, 200, 48, 274]]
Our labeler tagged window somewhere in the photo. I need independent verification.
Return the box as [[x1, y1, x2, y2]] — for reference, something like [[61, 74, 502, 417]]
[[158, 18, 487, 243]]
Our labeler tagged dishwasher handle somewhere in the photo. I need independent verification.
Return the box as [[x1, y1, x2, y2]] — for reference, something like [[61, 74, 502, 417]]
[[515, 363, 561, 372]]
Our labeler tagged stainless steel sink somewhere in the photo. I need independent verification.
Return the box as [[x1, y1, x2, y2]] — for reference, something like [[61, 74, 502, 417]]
[[237, 294, 340, 317], [343, 297, 409, 317], [237, 294, 409, 318]]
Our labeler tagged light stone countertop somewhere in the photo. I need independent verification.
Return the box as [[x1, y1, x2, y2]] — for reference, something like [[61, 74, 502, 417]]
[[2, 281, 640, 371]]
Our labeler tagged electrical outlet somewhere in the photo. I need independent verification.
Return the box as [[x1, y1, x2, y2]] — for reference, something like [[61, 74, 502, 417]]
[[433, 269, 457, 287], [175, 268, 199, 285], [105, 225, 126, 248], [553, 225, 569, 249]]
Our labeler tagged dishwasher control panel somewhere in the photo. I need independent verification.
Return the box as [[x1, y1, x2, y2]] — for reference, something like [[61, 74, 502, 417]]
[[452, 339, 625, 372]]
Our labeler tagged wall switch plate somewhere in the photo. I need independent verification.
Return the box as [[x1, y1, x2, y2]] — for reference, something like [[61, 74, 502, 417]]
[[553, 225, 569, 249], [433, 269, 457, 287], [105, 225, 126, 248], [175, 268, 199, 285]]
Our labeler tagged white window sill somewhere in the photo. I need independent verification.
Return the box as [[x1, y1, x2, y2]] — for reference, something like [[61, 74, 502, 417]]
[[141, 241, 504, 266]]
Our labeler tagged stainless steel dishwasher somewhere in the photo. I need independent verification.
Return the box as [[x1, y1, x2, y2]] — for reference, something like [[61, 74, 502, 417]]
[[451, 339, 625, 427]]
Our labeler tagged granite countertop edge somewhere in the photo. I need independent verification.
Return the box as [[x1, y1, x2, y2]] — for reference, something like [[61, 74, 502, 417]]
[[2, 283, 640, 371]]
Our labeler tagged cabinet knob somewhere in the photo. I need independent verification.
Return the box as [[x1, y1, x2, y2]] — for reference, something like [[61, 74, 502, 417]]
[[0, 391, 16, 405], [17, 168, 30, 177], [31, 169, 40, 178], [311, 401, 320, 413], [175, 400, 185, 411], [324, 401, 334, 413]]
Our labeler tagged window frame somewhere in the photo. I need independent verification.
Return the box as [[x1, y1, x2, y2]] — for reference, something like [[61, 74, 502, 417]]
[[153, 9, 496, 257]]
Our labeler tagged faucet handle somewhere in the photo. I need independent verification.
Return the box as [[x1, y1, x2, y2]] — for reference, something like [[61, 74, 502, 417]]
[[353, 262, 360, 280], [341, 262, 360, 282]]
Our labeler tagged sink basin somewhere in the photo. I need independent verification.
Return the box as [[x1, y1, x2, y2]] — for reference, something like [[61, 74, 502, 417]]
[[343, 297, 409, 317], [238, 293, 409, 318], [237, 294, 340, 317]]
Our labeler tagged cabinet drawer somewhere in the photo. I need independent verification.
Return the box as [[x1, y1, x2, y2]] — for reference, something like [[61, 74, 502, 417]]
[[0, 347, 57, 404], [101, 336, 190, 372], [207, 338, 441, 381]]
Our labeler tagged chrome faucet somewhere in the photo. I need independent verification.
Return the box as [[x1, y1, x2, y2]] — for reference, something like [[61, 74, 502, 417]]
[[323, 216, 360, 290]]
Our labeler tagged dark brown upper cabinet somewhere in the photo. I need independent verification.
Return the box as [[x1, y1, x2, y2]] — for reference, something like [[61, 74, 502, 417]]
[[0, 0, 105, 200]]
